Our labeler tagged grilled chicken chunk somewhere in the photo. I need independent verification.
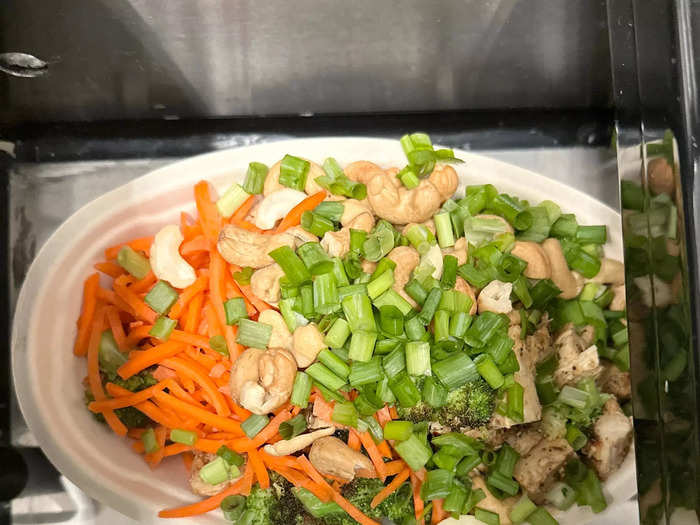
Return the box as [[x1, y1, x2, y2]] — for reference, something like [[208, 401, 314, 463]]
[[582, 398, 633, 480], [513, 438, 574, 504]]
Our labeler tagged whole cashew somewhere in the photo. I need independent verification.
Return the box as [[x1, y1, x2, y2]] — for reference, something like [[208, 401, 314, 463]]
[[455, 277, 478, 315], [648, 157, 675, 196], [341, 200, 375, 233], [263, 426, 335, 457], [150, 225, 197, 288], [254, 189, 307, 230], [218, 224, 311, 268], [442, 237, 468, 265], [542, 238, 580, 299], [609, 284, 626, 311], [590, 258, 625, 285], [229, 347, 297, 415], [309, 436, 376, 481], [250, 263, 285, 305], [292, 323, 327, 368], [386, 246, 421, 307], [258, 310, 293, 351], [321, 229, 351, 258], [477, 280, 513, 314], [264, 158, 326, 196], [511, 241, 552, 279], [344, 160, 384, 185]]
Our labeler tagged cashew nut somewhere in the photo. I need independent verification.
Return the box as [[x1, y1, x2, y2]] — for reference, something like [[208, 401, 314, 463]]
[[590, 258, 625, 285], [264, 158, 326, 196], [263, 426, 335, 456], [455, 277, 478, 315], [149, 225, 197, 289], [510, 241, 552, 279], [250, 263, 285, 305], [321, 229, 350, 258], [229, 347, 297, 415], [361, 259, 377, 274], [648, 157, 675, 196], [309, 436, 376, 481], [477, 280, 513, 314], [386, 246, 421, 307], [258, 310, 293, 351], [189, 452, 237, 496], [607, 284, 625, 311], [254, 189, 307, 230], [541, 238, 580, 299], [344, 160, 384, 185], [442, 237, 468, 265], [421, 244, 444, 279], [292, 323, 327, 368], [218, 224, 315, 268], [341, 200, 375, 233]]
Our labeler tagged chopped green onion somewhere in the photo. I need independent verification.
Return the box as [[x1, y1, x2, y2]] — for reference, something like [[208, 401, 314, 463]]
[[458, 262, 492, 289], [236, 319, 272, 348], [221, 495, 246, 522], [449, 311, 472, 339], [397, 166, 420, 189], [384, 421, 414, 441], [405, 315, 427, 341], [545, 482, 576, 511], [313, 272, 340, 315], [332, 401, 359, 428], [341, 294, 376, 332], [318, 349, 350, 379], [383, 345, 407, 379], [515, 206, 550, 242], [405, 341, 431, 376], [487, 471, 520, 496], [475, 354, 505, 389], [486, 334, 513, 365], [440, 255, 458, 290], [291, 371, 313, 408], [475, 507, 501, 525], [432, 432, 480, 455], [224, 297, 248, 325], [379, 305, 404, 336], [209, 335, 229, 357], [560, 239, 601, 278], [199, 456, 230, 485], [350, 229, 367, 252], [279, 298, 299, 332], [314, 201, 344, 222], [301, 211, 335, 237], [389, 372, 421, 407], [338, 282, 367, 301], [324, 318, 351, 348], [355, 390, 382, 416], [298, 242, 334, 275], [373, 288, 413, 316], [367, 268, 394, 299], [509, 495, 537, 524], [142, 428, 159, 454], [217, 445, 245, 466], [418, 287, 442, 324], [348, 330, 377, 362], [444, 482, 469, 514], [499, 351, 521, 375], [526, 507, 558, 525], [405, 224, 436, 255], [279, 154, 310, 191], [242, 162, 268, 194], [420, 469, 454, 501], [558, 385, 589, 410], [232, 266, 254, 285], [331, 257, 350, 287], [575, 225, 607, 245], [433, 352, 479, 390], [279, 413, 308, 440], [434, 212, 455, 248], [394, 433, 433, 471], [377, 376, 396, 404], [117, 245, 151, 279], [433, 309, 451, 342], [149, 316, 177, 341], [216, 183, 250, 218], [506, 382, 524, 422], [465, 311, 507, 347], [495, 444, 519, 478], [170, 428, 198, 446], [306, 363, 346, 391], [349, 357, 383, 386], [405, 278, 428, 305], [423, 376, 448, 407], [457, 454, 482, 477], [566, 424, 588, 451], [241, 414, 269, 438], [551, 213, 578, 239], [574, 469, 607, 513], [464, 488, 487, 514], [294, 487, 344, 518], [269, 245, 312, 286], [144, 280, 179, 314], [300, 284, 314, 318], [432, 448, 461, 471]]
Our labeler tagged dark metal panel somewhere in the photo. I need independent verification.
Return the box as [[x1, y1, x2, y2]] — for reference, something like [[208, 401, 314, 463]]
[[1, 0, 610, 124]]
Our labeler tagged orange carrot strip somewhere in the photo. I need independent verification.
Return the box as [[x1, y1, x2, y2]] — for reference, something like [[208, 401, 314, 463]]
[[231, 194, 257, 224], [275, 466, 310, 487], [184, 293, 204, 334], [248, 448, 269, 489], [130, 271, 157, 294], [125, 324, 152, 345], [193, 439, 229, 454], [210, 250, 242, 356], [105, 237, 153, 260], [152, 390, 244, 435], [230, 401, 252, 421], [377, 440, 393, 460], [238, 283, 273, 313], [194, 181, 222, 244], [97, 287, 135, 315], [276, 191, 327, 233], [370, 467, 411, 509], [163, 443, 191, 457], [250, 408, 294, 449], [161, 357, 230, 416], [431, 499, 446, 524], [107, 384, 186, 429], [74, 273, 100, 356], [86, 305, 127, 435], [358, 431, 387, 481], [170, 330, 212, 350], [375, 406, 391, 427], [231, 218, 265, 233], [384, 460, 407, 476], [158, 464, 254, 518], [113, 278, 157, 324], [105, 306, 128, 351], [182, 451, 194, 472], [127, 428, 146, 439], [312, 396, 334, 423], [117, 341, 185, 379], [89, 380, 170, 411], [166, 379, 199, 405], [411, 472, 425, 525], [146, 426, 168, 467], [94, 261, 124, 278], [168, 274, 209, 319], [206, 432, 241, 440], [348, 430, 361, 451], [389, 406, 399, 419], [180, 235, 209, 256]]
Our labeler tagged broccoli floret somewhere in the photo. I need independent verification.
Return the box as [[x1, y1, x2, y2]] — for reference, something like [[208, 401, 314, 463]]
[[242, 474, 310, 525], [84, 390, 152, 429], [110, 370, 157, 392], [339, 477, 414, 524], [436, 379, 496, 429], [396, 402, 436, 425]]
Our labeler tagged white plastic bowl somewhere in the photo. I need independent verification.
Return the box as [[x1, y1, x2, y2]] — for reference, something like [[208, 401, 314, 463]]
[[12, 138, 636, 524]]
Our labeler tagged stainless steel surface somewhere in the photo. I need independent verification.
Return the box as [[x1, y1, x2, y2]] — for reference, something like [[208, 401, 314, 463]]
[[1, 0, 611, 124]]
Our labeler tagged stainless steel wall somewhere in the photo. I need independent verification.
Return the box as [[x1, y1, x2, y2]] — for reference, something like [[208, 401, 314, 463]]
[[0, 0, 611, 124]]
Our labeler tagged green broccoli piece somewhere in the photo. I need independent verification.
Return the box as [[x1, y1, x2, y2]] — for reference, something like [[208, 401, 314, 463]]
[[110, 370, 157, 392], [339, 477, 414, 524], [84, 390, 152, 428], [435, 379, 496, 429], [242, 473, 311, 525], [396, 402, 436, 425]]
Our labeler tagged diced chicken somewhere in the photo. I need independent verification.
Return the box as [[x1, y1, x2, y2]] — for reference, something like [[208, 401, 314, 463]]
[[579, 325, 596, 347], [491, 325, 542, 428], [463, 427, 507, 450], [582, 398, 633, 480], [525, 315, 554, 364], [553, 326, 603, 387], [471, 476, 518, 525], [189, 452, 232, 497], [598, 362, 632, 402], [513, 438, 574, 504], [503, 424, 543, 456]]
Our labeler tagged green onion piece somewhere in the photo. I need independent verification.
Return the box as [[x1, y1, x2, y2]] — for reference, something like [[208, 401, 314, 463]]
[[373, 289, 413, 316], [330, 257, 350, 287], [545, 482, 576, 511], [397, 166, 420, 189], [594, 287, 614, 309], [405, 224, 436, 255], [279, 154, 310, 191], [482, 450, 498, 467], [350, 229, 367, 252], [377, 376, 396, 404], [394, 433, 433, 471], [457, 455, 482, 477], [458, 262, 492, 289], [506, 382, 525, 422], [142, 428, 159, 454], [209, 335, 229, 357], [221, 495, 246, 522], [509, 495, 537, 524], [433, 352, 479, 390], [384, 420, 414, 441], [487, 334, 514, 365], [389, 372, 421, 407], [432, 432, 480, 455], [318, 349, 350, 379], [575, 225, 607, 245], [405, 315, 426, 341], [362, 227, 396, 262], [574, 469, 607, 513], [332, 401, 359, 428], [313, 272, 340, 315], [224, 297, 248, 325], [511, 276, 533, 308], [405, 278, 428, 305], [450, 311, 472, 339], [558, 385, 590, 410], [144, 280, 179, 314], [475, 507, 501, 525], [301, 211, 335, 237], [464, 488, 487, 514], [487, 471, 520, 496], [560, 239, 601, 278], [434, 212, 455, 248], [314, 201, 344, 222], [383, 345, 407, 379], [566, 424, 588, 451], [367, 268, 395, 299], [420, 469, 454, 501], [444, 483, 469, 514], [441, 255, 458, 291], [535, 376, 559, 406], [117, 245, 151, 279], [474, 353, 505, 389], [279, 413, 308, 440], [341, 293, 376, 332], [242, 162, 268, 194], [432, 447, 461, 471], [149, 316, 177, 341], [217, 445, 244, 467], [199, 456, 231, 485], [294, 487, 344, 518], [433, 310, 451, 342], [620, 180, 644, 211], [236, 319, 272, 348], [216, 183, 250, 218], [354, 390, 382, 417], [423, 376, 448, 408], [465, 311, 508, 347], [279, 298, 299, 332], [232, 266, 254, 285], [241, 414, 269, 438], [579, 282, 601, 302], [338, 282, 367, 301], [526, 508, 558, 525], [170, 428, 198, 446], [269, 245, 312, 286], [348, 330, 377, 362], [306, 363, 346, 391], [349, 357, 383, 386], [371, 258, 397, 281], [495, 444, 519, 478], [499, 351, 521, 375], [291, 371, 313, 408], [516, 206, 550, 242], [418, 287, 443, 324], [405, 341, 431, 376], [297, 242, 334, 275], [551, 213, 578, 239], [299, 284, 314, 318], [324, 318, 351, 348], [379, 305, 404, 336]]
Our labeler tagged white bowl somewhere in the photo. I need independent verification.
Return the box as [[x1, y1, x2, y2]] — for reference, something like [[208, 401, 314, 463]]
[[12, 137, 636, 524]]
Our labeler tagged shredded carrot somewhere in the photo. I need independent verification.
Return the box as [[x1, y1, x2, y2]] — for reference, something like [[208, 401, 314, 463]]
[[358, 431, 387, 481], [117, 341, 185, 379], [250, 408, 293, 448], [411, 472, 425, 525], [370, 467, 411, 508], [94, 261, 124, 278], [389, 406, 399, 419], [238, 283, 273, 313], [168, 274, 209, 319], [184, 293, 203, 333], [162, 443, 191, 457], [377, 440, 393, 460], [146, 426, 168, 467], [180, 235, 209, 256], [384, 460, 407, 476], [130, 271, 157, 293], [74, 273, 100, 356], [375, 406, 392, 427], [161, 357, 230, 416], [231, 194, 257, 224], [170, 330, 213, 350], [182, 451, 194, 472], [105, 306, 128, 351], [152, 390, 243, 435], [312, 396, 334, 423], [89, 380, 170, 411], [113, 277, 157, 324], [194, 181, 222, 244], [247, 448, 270, 489], [276, 191, 327, 233], [348, 430, 362, 451], [431, 499, 446, 524], [104, 236, 153, 260], [127, 428, 146, 439], [193, 439, 229, 454], [210, 249, 242, 356]]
